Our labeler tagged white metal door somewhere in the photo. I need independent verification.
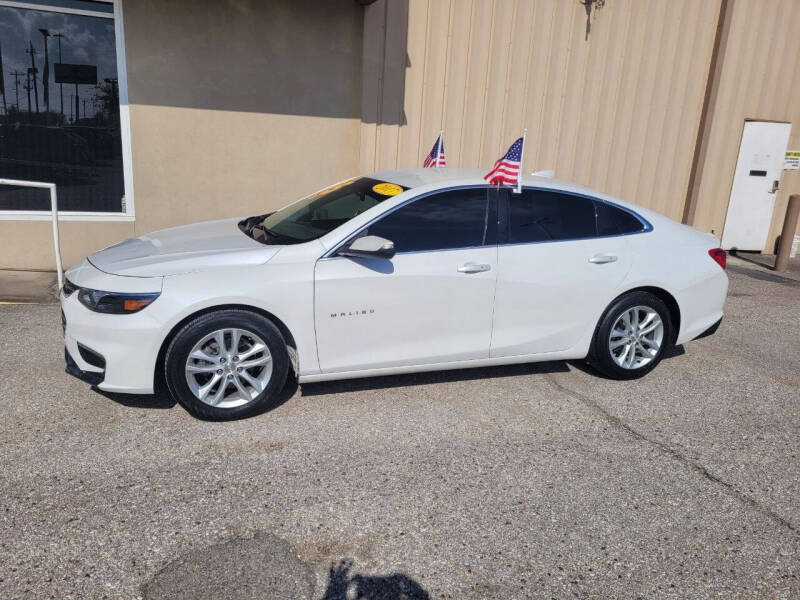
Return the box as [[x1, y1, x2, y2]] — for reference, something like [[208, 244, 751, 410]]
[[314, 247, 497, 373], [722, 121, 791, 251]]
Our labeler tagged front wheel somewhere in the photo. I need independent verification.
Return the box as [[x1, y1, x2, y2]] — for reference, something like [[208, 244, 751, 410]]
[[588, 291, 673, 380], [164, 309, 290, 420]]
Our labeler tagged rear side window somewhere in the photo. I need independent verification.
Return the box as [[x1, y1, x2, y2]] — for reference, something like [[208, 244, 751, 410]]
[[595, 201, 646, 236], [508, 190, 596, 243], [367, 188, 490, 252]]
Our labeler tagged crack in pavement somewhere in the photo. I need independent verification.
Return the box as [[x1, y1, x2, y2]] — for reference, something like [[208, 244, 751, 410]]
[[544, 373, 798, 535]]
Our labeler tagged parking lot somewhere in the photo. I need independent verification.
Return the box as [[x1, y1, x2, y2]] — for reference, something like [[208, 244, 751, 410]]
[[1, 256, 798, 599]]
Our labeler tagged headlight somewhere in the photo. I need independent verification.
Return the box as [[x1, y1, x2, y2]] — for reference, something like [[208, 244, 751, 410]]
[[62, 278, 79, 297], [77, 288, 160, 314]]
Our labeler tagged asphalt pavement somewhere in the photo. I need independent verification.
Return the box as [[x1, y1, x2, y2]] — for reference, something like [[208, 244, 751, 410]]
[[0, 256, 798, 599]]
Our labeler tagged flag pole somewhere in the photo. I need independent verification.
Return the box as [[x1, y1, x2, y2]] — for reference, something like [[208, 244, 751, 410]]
[[437, 130, 443, 168], [516, 129, 527, 194]]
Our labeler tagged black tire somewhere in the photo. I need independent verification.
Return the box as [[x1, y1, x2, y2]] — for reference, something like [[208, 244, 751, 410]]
[[588, 291, 673, 380], [164, 309, 290, 420]]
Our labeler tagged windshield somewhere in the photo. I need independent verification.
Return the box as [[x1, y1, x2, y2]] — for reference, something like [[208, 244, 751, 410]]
[[239, 177, 409, 244]]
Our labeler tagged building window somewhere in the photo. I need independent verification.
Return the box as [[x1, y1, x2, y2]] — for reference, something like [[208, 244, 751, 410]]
[[0, 0, 131, 215]]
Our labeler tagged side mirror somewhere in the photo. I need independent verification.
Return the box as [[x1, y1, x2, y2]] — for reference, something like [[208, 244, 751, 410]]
[[339, 235, 395, 259]]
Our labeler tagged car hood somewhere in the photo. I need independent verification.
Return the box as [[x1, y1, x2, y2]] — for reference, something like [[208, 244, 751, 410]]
[[88, 218, 282, 277]]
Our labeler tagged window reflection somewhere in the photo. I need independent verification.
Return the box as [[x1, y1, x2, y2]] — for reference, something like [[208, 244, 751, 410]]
[[0, 1, 124, 212]]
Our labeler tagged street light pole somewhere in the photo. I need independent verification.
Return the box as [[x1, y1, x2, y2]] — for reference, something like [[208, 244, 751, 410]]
[[52, 32, 64, 118], [0, 42, 7, 117], [39, 29, 50, 118]]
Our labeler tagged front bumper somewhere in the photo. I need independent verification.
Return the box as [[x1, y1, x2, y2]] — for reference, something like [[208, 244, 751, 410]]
[[61, 262, 164, 394], [62, 292, 163, 394], [65, 347, 105, 386]]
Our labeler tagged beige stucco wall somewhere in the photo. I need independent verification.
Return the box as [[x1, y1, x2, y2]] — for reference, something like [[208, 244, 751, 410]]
[[0, 220, 135, 271], [692, 0, 800, 250], [360, 0, 721, 224], [127, 107, 361, 235], [123, 0, 365, 236]]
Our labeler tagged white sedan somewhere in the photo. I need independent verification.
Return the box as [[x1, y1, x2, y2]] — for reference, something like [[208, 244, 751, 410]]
[[61, 169, 728, 419]]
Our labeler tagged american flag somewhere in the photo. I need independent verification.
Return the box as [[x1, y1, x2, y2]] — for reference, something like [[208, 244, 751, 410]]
[[484, 137, 524, 186], [423, 134, 446, 168]]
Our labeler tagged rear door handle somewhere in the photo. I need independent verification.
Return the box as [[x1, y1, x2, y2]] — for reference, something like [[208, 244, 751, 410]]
[[457, 262, 491, 273], [588, 254, 618, 264]]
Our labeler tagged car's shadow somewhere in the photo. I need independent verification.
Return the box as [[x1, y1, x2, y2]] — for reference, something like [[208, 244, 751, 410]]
[[92, 345, 687, 416], [299, 360, 571, 396], [93, 375, 299, 419], [567, 343, 686, 378], [301, 345, 686, 396]]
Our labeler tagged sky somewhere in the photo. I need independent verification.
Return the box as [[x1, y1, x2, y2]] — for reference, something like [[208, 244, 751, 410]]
[[0, 4, 118, 116]]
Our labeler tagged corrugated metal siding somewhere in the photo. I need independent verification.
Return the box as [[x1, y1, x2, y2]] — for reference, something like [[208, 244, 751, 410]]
[[693, 0, 800, 246], [361, 0, 721, 222]]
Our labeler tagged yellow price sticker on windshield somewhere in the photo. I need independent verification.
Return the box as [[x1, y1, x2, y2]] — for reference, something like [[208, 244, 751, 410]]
[[372, 182, 403, 196]]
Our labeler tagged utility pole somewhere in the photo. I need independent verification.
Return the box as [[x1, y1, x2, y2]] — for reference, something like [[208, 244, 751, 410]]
[[25, 69, 32, 113], [11, 70, 23, 111], [82, 97, 86, 119], [52, 32, 64, 117], [26, 41, 39, 113], [39, 29, 51, 121]]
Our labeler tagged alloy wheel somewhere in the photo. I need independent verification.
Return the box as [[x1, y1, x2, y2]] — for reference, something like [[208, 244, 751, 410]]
[[184, 328, 273, 408], [608, 306, 664, 370]]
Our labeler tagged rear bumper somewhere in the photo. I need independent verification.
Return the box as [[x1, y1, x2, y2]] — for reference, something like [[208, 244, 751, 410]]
[[675, 267, 728, 345], [693, 317, 722, 341]]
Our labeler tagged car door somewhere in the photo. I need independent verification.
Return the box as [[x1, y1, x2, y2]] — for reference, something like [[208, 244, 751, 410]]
[[490, 189, 641, 357], [314, 187, 499, 373]]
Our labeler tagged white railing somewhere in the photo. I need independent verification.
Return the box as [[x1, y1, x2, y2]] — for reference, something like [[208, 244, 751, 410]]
[[0, 179, 63, 291]]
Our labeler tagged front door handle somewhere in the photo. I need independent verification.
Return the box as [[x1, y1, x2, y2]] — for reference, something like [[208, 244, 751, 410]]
[[457, 262, 491, 273], [588, 254, 618, 264]]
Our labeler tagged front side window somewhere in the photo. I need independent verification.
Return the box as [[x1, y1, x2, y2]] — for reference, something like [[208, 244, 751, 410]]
[[0, 0, 125, 212], [367, 188, 491, 253], [508, 190, 596, 243]]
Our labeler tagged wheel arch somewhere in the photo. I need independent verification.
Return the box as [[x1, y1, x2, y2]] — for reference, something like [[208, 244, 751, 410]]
[[602, 286, 681, 344], [155, 304, 299, 390]]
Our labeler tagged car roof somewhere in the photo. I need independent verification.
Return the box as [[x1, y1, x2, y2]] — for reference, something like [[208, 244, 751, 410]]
[[369, 167, 660, 221], [372, 167, 588, 195]]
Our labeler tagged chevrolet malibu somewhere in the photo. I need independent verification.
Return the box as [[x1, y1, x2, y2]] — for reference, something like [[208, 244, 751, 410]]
[[61, 169, 728, 419]]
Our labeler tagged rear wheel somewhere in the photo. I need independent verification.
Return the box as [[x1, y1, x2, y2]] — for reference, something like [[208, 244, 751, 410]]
[[588, 291, 672, 380], [164, 310, 289, 420]]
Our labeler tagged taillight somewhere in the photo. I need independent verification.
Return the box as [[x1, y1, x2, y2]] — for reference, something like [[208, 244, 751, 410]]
[[708, 247, 726, 270]]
